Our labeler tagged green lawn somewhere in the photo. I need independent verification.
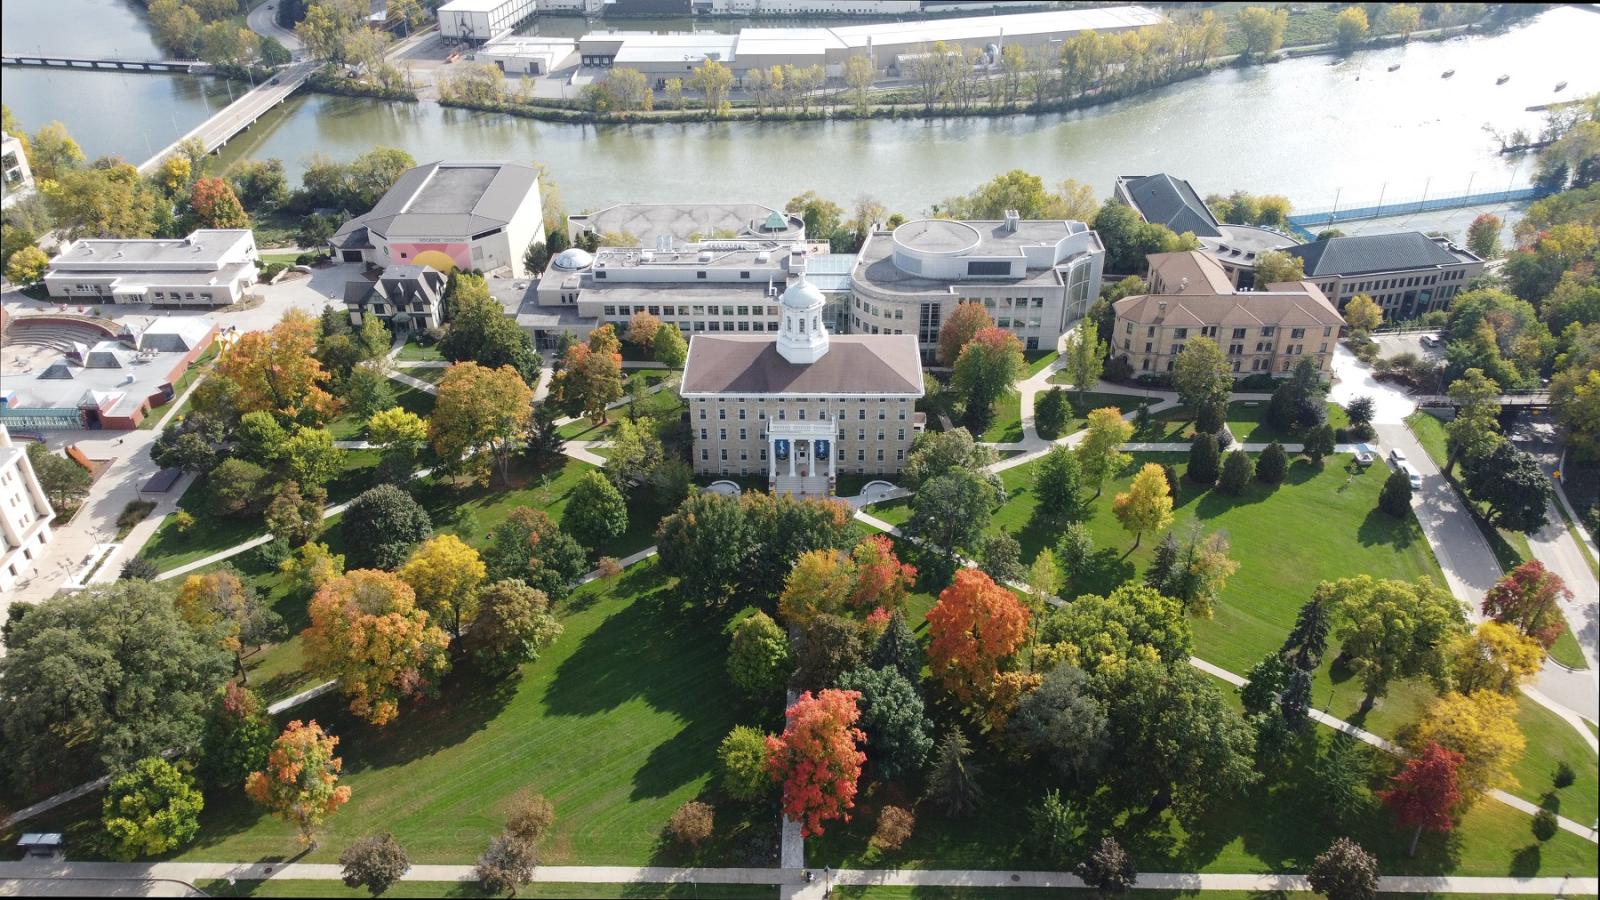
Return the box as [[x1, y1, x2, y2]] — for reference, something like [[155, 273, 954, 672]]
[[140, 451, 383, 572], [200, 882, 776, 899], [396, 365, 447, 385], [394, 339, 445, 362], [413, 455, 668, 559], [167, 559, 776, 865], [1513, 693, 1599, 827], [1044, 390, 1159, 437], [1135, 402, 1349, 445], [558, 384, 684, 441], [808, 721, 1597, 877], [978, 391, 1023, 443], [1024, 349, 1059, 376]]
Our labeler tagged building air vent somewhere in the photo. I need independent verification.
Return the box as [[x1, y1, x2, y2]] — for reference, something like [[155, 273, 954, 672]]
[[1003, 209, 1020, 233]]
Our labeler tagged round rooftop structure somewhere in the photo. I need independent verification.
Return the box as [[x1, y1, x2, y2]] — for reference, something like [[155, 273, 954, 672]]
[[781, 277, 825, 310], [893, 219, 982, 257], [551, 247, 594, 270]]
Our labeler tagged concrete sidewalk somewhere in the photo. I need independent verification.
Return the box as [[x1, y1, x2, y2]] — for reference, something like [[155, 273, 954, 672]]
[[1, 861, 1592, 896]]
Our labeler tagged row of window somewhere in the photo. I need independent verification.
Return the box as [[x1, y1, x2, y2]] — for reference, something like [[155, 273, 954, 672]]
[[700, 428, 907, 442], [150, 290, 217, 302], [1126, 323, 1331, 341], [1331, 267, 1466, 297], [602, 304, 780, 318], [699, 406, 908, 421], [1141, 355, 1317, 374], [702, 447, 904, 463]]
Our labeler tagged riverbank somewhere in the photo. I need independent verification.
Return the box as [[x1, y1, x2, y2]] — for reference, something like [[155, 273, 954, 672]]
[[409, 17, 1490, 128]]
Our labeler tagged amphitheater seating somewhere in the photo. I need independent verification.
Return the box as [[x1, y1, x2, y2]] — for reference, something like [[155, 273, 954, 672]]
[[1, 319, 123, 354]]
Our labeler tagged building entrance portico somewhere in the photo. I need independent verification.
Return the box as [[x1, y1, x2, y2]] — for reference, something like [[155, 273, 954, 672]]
[[769, 421, 835, 497]]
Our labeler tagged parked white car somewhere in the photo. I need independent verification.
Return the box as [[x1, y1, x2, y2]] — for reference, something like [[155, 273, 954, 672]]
[[1389, 448, 1408, 467], [1400, 462, 1423, 489]]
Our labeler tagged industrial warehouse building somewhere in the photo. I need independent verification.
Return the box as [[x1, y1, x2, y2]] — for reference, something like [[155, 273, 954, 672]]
[[569, 6, 1163, 80], [438, 0, 538, 45]]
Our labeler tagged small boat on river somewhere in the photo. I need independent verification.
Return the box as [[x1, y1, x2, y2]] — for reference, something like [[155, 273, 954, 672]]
[[1441, 69, 1455, 78], [1496, 74, 1510, 85], [1388, 63, 1401, 72]]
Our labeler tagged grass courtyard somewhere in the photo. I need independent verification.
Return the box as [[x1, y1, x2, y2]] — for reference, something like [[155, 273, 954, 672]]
[[169, 559, 776, 866], [861, 449, 1598, 821]]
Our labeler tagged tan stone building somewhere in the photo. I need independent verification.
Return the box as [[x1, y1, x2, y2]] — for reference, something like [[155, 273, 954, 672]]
[[681, 277, 924, 496], [1112, 251, 1345, 377]]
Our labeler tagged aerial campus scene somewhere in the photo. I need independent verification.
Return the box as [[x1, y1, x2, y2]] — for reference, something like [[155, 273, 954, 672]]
[[0, 0, 1598, 898]]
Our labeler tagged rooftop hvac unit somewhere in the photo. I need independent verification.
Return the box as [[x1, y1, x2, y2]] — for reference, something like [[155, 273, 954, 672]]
[[698, 251, 713, 263], [640, 251, 654, 262], [756, 251, 770, 263]]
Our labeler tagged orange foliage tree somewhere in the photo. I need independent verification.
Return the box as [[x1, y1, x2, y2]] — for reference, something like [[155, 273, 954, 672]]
[[190, 176, 249, 229], [216, 309, 337, 423], [765, 689, 867, 838], [303, 569, 451, 725], [847, 535, 917, 613], [925, 569, 1030, 703], [244, 720, 352, 847]]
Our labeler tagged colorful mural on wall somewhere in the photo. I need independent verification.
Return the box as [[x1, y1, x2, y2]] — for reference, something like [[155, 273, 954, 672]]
[[390, 242, 470, 272]]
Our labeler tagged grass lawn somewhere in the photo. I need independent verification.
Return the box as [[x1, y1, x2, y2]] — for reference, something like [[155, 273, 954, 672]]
[[807, 722, 1597, 877], [978, 392, 1023, 443], [394, 339, 445, 362], [392, 383, 437, 418], [1024, 349, 1059, 376], [1042, 390, 1159, 437], [165, 559, 777, 866], [413, 455, 667, 559], [396, 365, 447, 385], [199, 882, 776, 899], [1136, 402, 1349, 445], [140, 451, 383, 573], [1513, 693, 1599, 827], [558, 385, 684, 441]]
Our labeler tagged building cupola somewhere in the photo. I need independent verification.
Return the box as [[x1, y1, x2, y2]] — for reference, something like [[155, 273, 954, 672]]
[[776, 275, 829, 365]]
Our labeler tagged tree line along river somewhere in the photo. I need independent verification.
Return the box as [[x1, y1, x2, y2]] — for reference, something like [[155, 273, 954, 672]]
[[2, 1, 1598, 214]]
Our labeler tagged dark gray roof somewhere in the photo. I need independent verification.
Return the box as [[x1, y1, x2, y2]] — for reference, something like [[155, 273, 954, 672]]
[[681, 335, 923, 397], [1287, 232, 1472, 277], [333, 162, 539, 242], [1119, 174, 1222, 239], [344, 281, 378, 305]]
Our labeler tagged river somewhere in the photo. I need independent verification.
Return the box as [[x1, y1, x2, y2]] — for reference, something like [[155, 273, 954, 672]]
[[3, 2, 1598, 215]]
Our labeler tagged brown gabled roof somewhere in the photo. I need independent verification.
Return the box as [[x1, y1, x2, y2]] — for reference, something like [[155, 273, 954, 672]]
[[1114, 279, 1343, 329], [681, 335, 924, 397]]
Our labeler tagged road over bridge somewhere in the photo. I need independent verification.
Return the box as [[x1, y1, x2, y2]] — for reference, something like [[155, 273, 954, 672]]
[[135, 59, 319, 176]]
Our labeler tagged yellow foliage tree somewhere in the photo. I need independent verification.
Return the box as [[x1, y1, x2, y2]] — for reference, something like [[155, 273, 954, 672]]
[[1343, 294, 1384, 333], [429, 362, 534, 485], [1112, 462, 1174, 551], [1448, 621, 1543, 695], [399, 534, 487, 639], [778, 548, 856, 628], [303, 569, 451, 725], [1406, 689, 1525, 806]]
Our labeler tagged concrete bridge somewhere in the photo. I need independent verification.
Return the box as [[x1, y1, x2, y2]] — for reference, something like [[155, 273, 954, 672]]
[[135, 60, 319, 176], [1416, 390, 1554, 410], [0, 53, 205, 73]]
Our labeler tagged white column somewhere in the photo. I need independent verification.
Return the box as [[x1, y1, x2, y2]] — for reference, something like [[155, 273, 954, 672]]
[[769, 433, 776, 481], [788, 440, 796, 477], [828, 435, 836, 481]]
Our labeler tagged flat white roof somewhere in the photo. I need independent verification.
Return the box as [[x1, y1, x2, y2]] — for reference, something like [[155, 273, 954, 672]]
[[607, 33, 739, 64], [439, 0, 519, 12], [828, 6, 1164, 49]]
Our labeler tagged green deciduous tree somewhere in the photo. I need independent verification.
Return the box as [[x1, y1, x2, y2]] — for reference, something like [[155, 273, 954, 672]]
[[1334, 7, 1370, 52], [1461, 441, 1553, 533], [199, 683, 272, 791], [1034, 386, 1071, 439], [953, 326, 1026, 432], [562, 470, 628, 551], [0, 581, 230, 791], [462, 580, 561, 678], [837, 665, 934, 782], [102, 757, 204, 861], [1234, 7, 1287, 61], [1378, 468, 1414, 518], [340, 484, 432, 570], [1218, 448, 1254, 494], [727, 610, 791, 697], [1187, 433, 1220, 486], [1308, 837, 1380, 900], [1257, 440, 1289, 484], [656, 491, 752, 607], [718, 725, 771, 801], [1173, 337, 1233, 412], [1325, 575, 1466, 710], [1077, 407, 1134, 498]]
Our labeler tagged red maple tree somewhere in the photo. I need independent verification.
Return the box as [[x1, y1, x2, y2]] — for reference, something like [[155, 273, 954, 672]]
[[1481, 560, 1572, 648], [765, 689, 866, 838], [925, 569, 1030, 703], [848, 535, 917, 611], [1378, 741, 1463, 857]]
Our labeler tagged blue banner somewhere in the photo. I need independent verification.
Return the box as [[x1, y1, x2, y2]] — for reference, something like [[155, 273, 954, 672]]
[[775, 439, 790, 460], [815, 440, 830, 460]]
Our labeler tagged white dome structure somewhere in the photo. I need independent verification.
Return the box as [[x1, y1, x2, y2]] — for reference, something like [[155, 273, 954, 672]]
[[551, 247, 594, 270], [776, 275, 829, 365]]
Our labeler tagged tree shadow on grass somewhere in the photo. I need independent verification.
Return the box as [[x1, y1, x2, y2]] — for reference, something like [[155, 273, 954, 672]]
[[1070, 548, 1135, 598], [1356, 507, 1423, 553]]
